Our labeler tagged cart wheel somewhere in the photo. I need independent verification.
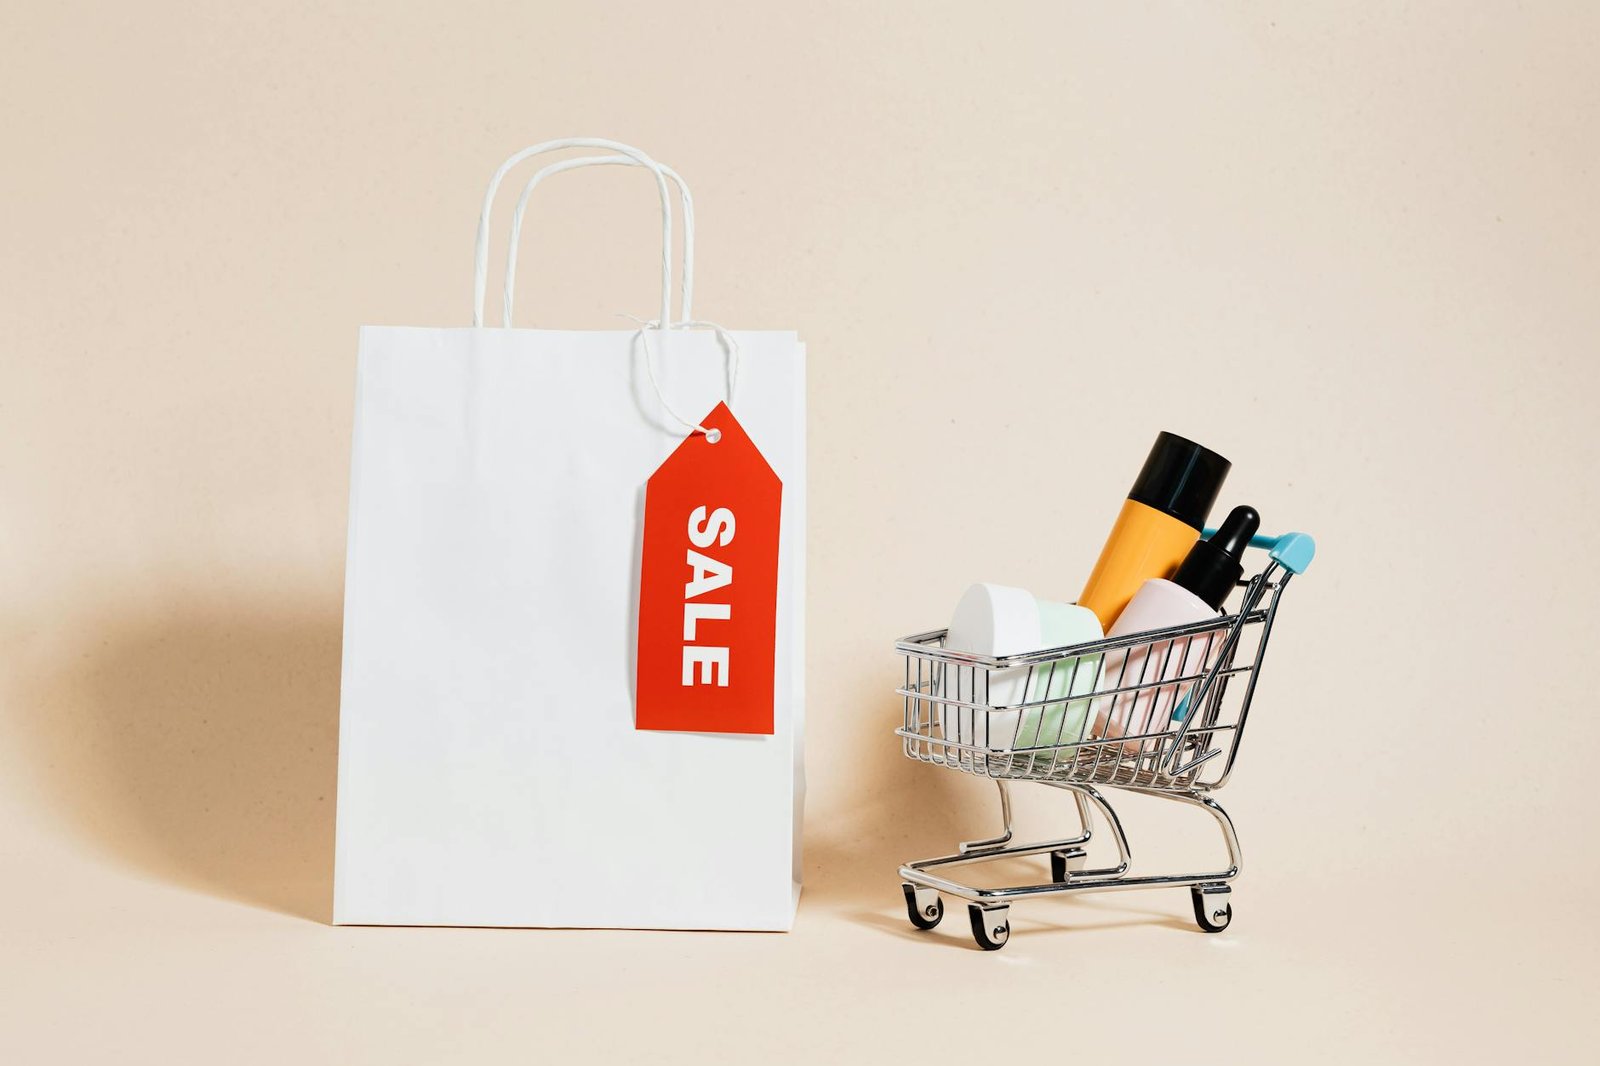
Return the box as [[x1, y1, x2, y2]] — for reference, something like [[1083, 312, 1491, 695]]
[[1050, 847, 1088, 883], [1191, 885, 1232, 933], [967, 904, 1011, 951], [901, 883, 943, 930]]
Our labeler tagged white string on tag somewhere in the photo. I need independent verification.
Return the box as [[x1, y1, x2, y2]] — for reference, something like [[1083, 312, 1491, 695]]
[[627, 318, 741, 442]]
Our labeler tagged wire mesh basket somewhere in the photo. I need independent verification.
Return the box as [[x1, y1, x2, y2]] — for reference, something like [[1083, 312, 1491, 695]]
[[899, 574, 1279, 792]]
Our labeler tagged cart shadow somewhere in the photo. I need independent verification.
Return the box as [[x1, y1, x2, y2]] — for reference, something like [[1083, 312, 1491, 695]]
[[17, 598, 341, 922]]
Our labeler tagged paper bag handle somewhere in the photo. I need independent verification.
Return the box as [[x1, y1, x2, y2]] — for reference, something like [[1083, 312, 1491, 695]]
[[472, 138, 673, 328], [501, 155, 694, 329]]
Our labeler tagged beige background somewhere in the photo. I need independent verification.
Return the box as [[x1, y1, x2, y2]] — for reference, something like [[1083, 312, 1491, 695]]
[[3, 2, 1597, 1062]]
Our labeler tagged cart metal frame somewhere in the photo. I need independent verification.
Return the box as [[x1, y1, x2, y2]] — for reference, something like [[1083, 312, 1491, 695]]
[[894, 530, 1314, 950]]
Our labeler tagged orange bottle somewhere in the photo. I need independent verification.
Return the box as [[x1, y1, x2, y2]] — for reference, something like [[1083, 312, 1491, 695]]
[[1078, 433, 1230, 631]]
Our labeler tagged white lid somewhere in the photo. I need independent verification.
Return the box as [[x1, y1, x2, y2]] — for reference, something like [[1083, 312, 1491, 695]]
[[945, 583, 1042, 656]]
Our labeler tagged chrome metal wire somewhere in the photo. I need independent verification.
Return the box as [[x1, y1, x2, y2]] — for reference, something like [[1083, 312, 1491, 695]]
[[895, 562, 1297, 942]]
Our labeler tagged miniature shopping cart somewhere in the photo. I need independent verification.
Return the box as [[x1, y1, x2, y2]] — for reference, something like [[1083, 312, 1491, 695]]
[[895, 530, 1315, 950]]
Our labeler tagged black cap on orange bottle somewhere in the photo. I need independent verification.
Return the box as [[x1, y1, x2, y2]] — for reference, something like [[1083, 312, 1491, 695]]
[[1127, 432, 1231, 532]]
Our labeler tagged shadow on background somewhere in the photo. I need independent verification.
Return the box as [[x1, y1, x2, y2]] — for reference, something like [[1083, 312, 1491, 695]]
[[799, 696, 997, 912], [20, 600, 342, 922], [17, 600, 1121, 931]]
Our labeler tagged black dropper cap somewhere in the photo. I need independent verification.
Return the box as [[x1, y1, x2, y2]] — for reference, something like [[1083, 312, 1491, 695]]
[[1172, 505, 1260, 610], [1128, 432, 1231, 532]]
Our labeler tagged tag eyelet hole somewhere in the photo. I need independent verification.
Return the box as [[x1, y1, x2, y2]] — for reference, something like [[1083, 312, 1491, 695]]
[[704, 428, 722, 444]]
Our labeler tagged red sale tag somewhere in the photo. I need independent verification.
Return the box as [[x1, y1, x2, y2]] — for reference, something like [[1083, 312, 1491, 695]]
[[635, 402, 782, 734]]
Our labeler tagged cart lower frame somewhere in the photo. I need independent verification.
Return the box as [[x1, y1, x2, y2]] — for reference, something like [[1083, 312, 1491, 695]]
[[898, 778, 1240, 949]]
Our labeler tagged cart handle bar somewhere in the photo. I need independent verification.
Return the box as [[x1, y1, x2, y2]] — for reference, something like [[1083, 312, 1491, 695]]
[[1202, 528, 1315, 575]]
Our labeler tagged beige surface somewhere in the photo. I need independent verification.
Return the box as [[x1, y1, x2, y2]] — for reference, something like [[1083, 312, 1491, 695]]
[[3, 2, 1597, 1062]]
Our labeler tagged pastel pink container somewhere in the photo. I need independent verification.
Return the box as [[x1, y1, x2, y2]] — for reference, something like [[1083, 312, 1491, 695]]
[[1092, 578, 1225, 754]]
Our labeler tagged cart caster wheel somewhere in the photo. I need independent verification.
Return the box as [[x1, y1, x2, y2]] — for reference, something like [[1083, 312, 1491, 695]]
[[902, 883, 943, 930], [1191, 885, 1232, 933], [968, 905, 1011, 951], [1050, 847, 1088, 883]]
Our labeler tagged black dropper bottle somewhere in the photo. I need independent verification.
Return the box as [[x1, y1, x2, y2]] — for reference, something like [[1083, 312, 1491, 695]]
[[1171, 505, 1260, 611]]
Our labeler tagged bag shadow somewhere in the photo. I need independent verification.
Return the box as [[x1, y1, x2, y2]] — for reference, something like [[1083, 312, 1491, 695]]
[[17, 597, 342, 922]]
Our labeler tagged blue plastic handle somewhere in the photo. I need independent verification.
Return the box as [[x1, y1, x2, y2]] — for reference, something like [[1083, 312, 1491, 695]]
[[1170, 528, 1315, 724], [1199, 528, 1317, 575]]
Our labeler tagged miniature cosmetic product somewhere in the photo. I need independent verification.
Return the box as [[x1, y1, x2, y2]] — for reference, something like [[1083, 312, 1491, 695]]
[[1013, 601, 1104, 751], [941, 584, 1103, 751], [1093, 506, 1259, 752], [1077, 432, 1230, 631]]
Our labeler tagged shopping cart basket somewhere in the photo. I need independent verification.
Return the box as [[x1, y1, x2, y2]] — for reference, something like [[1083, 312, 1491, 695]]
[[895, 529, 1315, 950]]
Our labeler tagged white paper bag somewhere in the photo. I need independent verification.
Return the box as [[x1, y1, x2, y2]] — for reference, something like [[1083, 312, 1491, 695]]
[[334, 140, 805, 929]]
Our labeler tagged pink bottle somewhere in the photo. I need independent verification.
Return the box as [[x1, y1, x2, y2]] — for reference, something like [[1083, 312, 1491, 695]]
[[1093, 506, 1258, 754]]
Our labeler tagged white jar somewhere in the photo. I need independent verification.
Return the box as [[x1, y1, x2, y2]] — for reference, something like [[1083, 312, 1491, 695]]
[[941, 584, 1103, 752]]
